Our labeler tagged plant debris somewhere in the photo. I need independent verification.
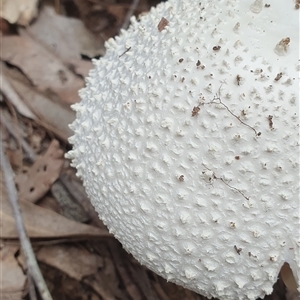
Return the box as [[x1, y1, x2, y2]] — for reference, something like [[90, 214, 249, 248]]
[[0, 0, 297, 299]]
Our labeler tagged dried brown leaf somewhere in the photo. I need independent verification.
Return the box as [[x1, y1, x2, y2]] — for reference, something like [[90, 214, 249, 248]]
[[7, 77, 75, 141], [281, 263, 298, 292], [15, 140, 64, 203], [0, 0, 38, 25], [5, 148, 23, 171], [0, 70, 35, 119], [59, 172, 107, 228], [37, 244, 117, 300], [37, 196, 61, 214], [286, 290, 300, 300], [40, 262, 101, 300], [0, 35, 83, 104], [36, 244, 103, 280], [51, 180, 89, 223], [83, 273, 117, 300], [1, 194, 111, 240], [0, 173, 25, 298], [0, 243, 26, 299], [108, 241, 144, 300], [93, 257, 125, 300], [20, 6, 105, 60]]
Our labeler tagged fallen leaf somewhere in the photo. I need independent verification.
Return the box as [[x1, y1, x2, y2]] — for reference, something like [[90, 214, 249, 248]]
[[286, 290, 300, 300], [59, 171, 107, 229], [37, 244, 103, 280], [37, 244, 117, 300], [20, 6, 105, 61], [51, 180, 89, 223], [0, 69, 35, 119], [0, 174, 26, 297], [0, 17, 11, 34], [84, 242, 127, 300], [0, 243, 26, 300], [0, 35, 84, 104], [15, 140, 64, 203], [83, 273, 117, 300], [7, 76, 75, 141], [69, 59, 94, 79], [39, 262, 102, 300], [73, 1, 149, 38], [38, 196, 61, 214], [0, 0, 38, 25], [5, 148, 23, 171], [281, 263, 298, 292], [1, 194, 111, 240]]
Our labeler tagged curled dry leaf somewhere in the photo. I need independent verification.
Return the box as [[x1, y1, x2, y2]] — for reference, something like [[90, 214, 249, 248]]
[[15, 140, 64, 203], [0, 35, 84, 104], [0, 0, 38, 25]]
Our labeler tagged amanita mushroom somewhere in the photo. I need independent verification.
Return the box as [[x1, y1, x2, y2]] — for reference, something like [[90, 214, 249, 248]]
[[67, 0, 300, 299]]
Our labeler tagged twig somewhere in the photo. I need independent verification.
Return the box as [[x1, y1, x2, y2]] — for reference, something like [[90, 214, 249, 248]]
[[28, 275, 38, 300], [121, 0, 140, 30], [0, 109, 36, 162], [0, 136, 53, 300]]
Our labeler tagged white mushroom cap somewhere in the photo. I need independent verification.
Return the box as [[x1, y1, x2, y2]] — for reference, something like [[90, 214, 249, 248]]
[[67, 1, 300, 299]]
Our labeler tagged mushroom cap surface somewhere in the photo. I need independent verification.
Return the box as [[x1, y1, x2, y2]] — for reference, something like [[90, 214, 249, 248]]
[[68, 0, 300, 299]]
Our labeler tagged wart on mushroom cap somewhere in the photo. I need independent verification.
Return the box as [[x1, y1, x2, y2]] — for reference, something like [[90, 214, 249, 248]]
[[67, 0, 300, 299]]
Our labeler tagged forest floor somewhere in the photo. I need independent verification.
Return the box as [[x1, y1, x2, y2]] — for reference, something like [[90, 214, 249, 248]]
[[0, 0, 298, 299]]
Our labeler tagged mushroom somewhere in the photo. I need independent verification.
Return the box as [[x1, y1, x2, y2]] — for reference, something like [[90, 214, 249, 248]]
[[67, 0, 299, 299]]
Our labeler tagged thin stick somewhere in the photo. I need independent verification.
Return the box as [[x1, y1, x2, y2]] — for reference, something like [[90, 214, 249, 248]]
[[0, 136, 53, 300], [28, 274, 38, 300], [0, 109, 36, 162], [121, 0, 140, 30]]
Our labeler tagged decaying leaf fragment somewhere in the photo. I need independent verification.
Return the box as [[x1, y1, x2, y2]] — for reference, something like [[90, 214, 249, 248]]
[[0, 35, 84, 104], [0, 244, 26, 299], [15, 140, 64, 203], [7, 77, 75, 141]]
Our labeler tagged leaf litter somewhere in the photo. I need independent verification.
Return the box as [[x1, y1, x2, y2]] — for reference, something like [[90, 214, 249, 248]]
[[0, 0, 298, 299], [15, 140, 64, 203], [0, 0, 39, 25]]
